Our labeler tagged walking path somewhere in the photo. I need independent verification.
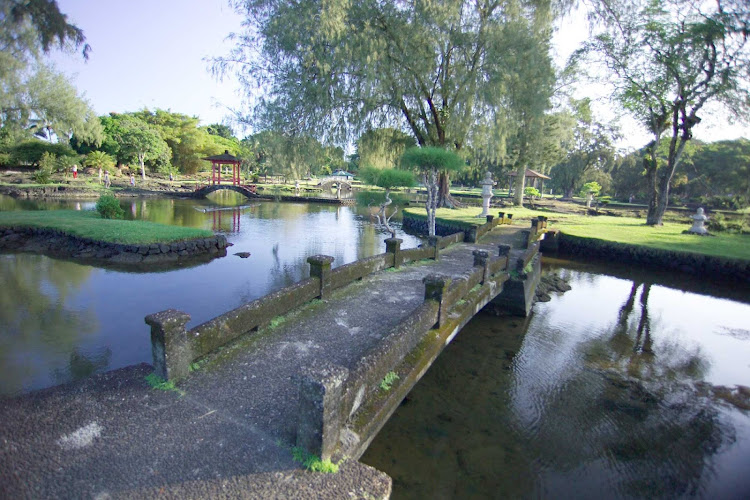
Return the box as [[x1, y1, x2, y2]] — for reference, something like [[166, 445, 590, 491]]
[[0, 226, 528, 499]]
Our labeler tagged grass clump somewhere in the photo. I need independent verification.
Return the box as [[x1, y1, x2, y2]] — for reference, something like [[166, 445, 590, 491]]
[[291, 446, 340, 473], [269, 315, 286, 329], [0, 210, 213, 245], [380, 371, 400, 391], [144, 373, 184, 395], [95, 194, 124, 219]]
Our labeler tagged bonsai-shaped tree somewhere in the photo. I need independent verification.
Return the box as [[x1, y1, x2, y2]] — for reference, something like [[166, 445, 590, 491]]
[[524, 186, 541, 208], [400, 147, 463, 236], [581, 181, 602, 209], [362, 168, 416, 237]]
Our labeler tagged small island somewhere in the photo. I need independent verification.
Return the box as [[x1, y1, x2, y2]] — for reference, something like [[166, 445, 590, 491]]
[[0, 210, 229, 269]]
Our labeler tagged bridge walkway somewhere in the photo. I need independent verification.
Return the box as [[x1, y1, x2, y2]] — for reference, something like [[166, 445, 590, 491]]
[[0, 226, 530, 499]]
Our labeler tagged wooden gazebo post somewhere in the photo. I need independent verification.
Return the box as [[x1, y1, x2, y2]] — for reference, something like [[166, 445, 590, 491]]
[[202, 150, 242, 186]]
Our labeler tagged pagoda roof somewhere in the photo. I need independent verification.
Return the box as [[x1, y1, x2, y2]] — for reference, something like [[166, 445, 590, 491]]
[[507, 168, 551, 180], [202, 150, 240, 163]]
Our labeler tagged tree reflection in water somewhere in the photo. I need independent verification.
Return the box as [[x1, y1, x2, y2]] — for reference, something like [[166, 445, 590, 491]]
[[0, 254, 99, 395]]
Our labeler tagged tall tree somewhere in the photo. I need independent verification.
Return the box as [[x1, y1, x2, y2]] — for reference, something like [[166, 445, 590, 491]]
[[1, 0, 93, 136], [357, 128, 416, 171], [578, 0, 750, 225], [113, 115, 169, 179], [549, 98, 616, 198], [216, 0, 568, 207]]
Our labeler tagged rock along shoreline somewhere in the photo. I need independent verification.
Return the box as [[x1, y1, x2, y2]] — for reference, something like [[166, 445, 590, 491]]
[[0, 226, 229, 270]]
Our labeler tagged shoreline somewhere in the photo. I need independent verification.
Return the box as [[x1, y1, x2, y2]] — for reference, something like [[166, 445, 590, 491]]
[[402, 213, 750, 284], [0, 226, 229, 270]]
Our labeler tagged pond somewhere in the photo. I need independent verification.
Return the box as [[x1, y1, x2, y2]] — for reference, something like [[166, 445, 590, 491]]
[[361, 257, 750, 498], [1, 193, 749, 497], [0, 192, 421, 396]]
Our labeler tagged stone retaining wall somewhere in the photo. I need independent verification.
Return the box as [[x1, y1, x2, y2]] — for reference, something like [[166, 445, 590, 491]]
[[556, 232, 750, 283], [0, 227, 228, 267]]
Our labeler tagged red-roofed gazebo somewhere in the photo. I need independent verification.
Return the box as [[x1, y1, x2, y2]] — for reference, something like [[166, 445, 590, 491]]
[[202, 150, 241, 186]]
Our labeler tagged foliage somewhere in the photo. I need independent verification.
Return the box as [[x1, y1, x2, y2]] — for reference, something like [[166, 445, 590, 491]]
[[524, 187, 541, 198], [0, 0, 91, 137], [23, 66, 103, 144], [144, 373, 184, 395], [578, 0, 750, 225], [581, 182, 602, 197], [112, 115, 170, 179], [216, 0, 567, 206], [549, 99, 616, 199], [0, 210, 213, 245], [401, 147, 464, 236], [380, 371, 400, 391], [10, 139, 77, 166], [707, 213, 749, 234], [32, 152, 54, 184], [357, 128, 416, 171], [291, 446, 339, 474], [84, 150, 115, 170], [369, 168, 415, 191], [95, 194, 124, 219]]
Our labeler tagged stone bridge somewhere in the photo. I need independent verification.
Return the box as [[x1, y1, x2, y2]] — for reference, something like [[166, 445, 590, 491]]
[[318, 178, 353, 191], [193, 184, 260, 199], [1, 215, 547, 498]]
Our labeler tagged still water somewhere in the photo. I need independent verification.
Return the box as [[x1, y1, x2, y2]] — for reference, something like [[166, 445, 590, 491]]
[[0, 193, 421, 396], [2, 194, 749, 497], [361, 259, 750, 498]]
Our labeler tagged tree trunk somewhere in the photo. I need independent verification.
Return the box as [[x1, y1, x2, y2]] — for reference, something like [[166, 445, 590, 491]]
[[437, 172, 462, 208], [644, 142, 661, 225], [513, 163, 526, 206], [138, 153, 146, 180], [424, 170, 439, 236]]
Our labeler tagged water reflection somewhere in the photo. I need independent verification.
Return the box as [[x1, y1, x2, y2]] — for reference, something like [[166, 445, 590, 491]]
[[0, 195, 422, 396], [0, 254, 99, 395], [362, 267, 750, 499]]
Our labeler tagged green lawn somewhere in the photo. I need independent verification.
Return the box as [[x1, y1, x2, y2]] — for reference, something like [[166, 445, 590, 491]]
[[0, 210, 213, 245], [404, 206, 750, 262]]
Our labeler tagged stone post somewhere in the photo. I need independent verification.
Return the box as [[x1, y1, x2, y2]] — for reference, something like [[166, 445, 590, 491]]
[[145, 309, 193, 382], [296, 361, 349, 460], [498, 244, 511, 271], [520, 229, 532, 249], [308, 255, 335, 299], [486, 215, 494, 225], [473, 249, 490, 284], [423, 274, 451, 328], [427, 235, 440, 261], [385, 237, 403, 268]]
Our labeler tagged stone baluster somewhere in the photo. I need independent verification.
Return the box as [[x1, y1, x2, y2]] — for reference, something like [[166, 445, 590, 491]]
[[308, 255, 335, 299], [385, 237, 403, 268], [423, 274, 451, 328], [296, 361, 349, 460], [473, 249, 490, 284], [145, 309, 193, 381]]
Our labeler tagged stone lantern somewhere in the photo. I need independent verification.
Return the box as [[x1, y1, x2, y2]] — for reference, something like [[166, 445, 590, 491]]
[[478, 171, 495, 218], [687, 207, 709, 235]]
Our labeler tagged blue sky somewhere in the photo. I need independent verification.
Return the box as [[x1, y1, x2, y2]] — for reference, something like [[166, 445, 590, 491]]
[[51, 0, 748, 149]]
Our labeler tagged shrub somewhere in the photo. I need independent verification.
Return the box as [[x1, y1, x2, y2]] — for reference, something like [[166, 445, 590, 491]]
[[96, 194, 124, 219]]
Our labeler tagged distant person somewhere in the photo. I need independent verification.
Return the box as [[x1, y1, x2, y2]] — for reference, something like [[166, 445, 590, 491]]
[[629, 194, 634, 204], [130, 173, 135, 187], [169, 172, 174, 182], [72, 164, 78, 179], [104, 170, 111, 188]]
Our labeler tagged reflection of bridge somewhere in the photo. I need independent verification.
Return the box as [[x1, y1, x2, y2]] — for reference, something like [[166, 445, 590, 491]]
[[318, 178, 353, 190], [194, 184, 260, 199]]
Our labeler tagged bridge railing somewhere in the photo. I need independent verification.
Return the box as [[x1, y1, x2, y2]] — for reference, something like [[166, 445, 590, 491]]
[[145, 231, 466, 382], [296, 243, 521, 460]]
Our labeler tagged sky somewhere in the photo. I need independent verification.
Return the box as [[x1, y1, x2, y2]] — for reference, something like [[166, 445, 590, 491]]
[[50, 0, 749, 151]]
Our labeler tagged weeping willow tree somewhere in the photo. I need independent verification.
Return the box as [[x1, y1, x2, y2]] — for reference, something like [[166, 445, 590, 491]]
[[215, 0, 568, 207]]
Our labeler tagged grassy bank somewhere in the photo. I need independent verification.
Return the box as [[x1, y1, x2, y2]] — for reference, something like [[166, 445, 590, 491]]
[[404, 206, 750, 262], [0, 210, 213, 245]]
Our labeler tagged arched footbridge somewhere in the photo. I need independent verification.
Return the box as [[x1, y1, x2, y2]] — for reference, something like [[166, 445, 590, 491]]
[[194, 184, 260, 199]]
